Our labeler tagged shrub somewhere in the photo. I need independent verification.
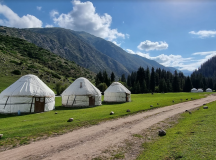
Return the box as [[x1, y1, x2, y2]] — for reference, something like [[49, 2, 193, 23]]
[[11, 70, 21, 75], [28, 65, 37, 69], [97, 83, 107, 93], [52, 73, 61, 79], [55, 82, 69, 95], [10, 60, 19, 65]]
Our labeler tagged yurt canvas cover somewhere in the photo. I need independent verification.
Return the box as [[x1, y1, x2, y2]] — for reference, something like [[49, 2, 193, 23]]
[[0, 74, 55, 114], [61, 77, 101, 107], [104, 82, 131, 102], [197, 89, 203, 92], [206, 88, 212, 92], [191, 88, 197, 93]]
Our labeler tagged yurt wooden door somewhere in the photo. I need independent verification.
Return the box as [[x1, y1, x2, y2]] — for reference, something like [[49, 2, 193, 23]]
[[89, 96, 95, 106], [126, 93, 129, 102], [35, 97, 45, 112]]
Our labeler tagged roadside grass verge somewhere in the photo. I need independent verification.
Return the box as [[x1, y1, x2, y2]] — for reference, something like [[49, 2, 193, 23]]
[[0, 92, 212, 149], [137, 100, 216, 160]]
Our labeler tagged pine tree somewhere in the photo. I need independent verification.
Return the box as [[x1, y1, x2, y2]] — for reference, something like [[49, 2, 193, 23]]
[[159, 78, 167, 92], [103, 70, 110, 86], [184, 76, 192, 92], [127, 75, 131, 87], [95, 71, 103, 86], [172, 70, 180, 92], [111, 72, 115, 82], [145, 67, 150, 92], [208, 78, 213, 89], [121, 74, 126, 82], [137, 67, 145, 84], [150, 67, 155, 92]]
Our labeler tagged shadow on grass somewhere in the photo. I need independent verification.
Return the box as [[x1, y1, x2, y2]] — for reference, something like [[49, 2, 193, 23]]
[[54, 101, 127, 111], [0, 112, 35, 118], [54, 105, 99, 111]]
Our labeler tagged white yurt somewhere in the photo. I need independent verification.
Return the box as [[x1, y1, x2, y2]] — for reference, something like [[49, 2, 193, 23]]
[[0, 74, 55, 114], [206, 88, 212, 92], [104, 82, 131, 102], [197, 89, 203, 92], [61, 77, 101, 107], [191, 88, 198, 93]]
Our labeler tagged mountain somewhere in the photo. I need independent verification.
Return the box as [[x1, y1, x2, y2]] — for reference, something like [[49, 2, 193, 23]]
[[179, 70, 192, 76], [192, 55, 216, 78], [71, 31, 178, 73], [0, 34, 95, 92], [0, 26, 178, 77]]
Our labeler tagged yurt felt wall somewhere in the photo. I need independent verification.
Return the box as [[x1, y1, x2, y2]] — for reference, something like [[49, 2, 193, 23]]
[[191, 88, 198, 93], [206, 88, 212, 92], [0, 74, 55, 114], [197, 89, 203, 92], [104, 82, 131, 102], [61, 77, 101, 107]]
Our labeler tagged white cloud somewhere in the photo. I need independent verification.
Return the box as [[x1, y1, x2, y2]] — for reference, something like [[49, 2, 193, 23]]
[[50, 0, 127, 41], [138, 52, 197, 71], [126, 49, 216, 71], [192, 51, 216, 56], [189, 30, 216, 38], [36, 6, 42, 11], [45, 24, 54, 28], [137, 40, 168, 51], [50, 10, 59, 17], [0, 3, 42, 28], [112, 41, 121, 47], [126, 49, 135, 54]]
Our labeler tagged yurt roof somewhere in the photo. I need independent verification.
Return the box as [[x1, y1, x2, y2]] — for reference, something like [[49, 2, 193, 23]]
[[61, 77, 101, 96], [104, 82, 131, 94], [197, 89, 203, 91], [0, 74, 55, 98], [206, 88, 212, 91], [191, 88, 197, 91]]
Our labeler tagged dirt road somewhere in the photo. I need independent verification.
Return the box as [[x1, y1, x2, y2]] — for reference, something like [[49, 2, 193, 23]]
[[0, 95, 215, 160]]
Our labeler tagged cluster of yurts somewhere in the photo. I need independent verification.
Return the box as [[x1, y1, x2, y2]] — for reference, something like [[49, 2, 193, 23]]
[[191, 88, 213, 93], [0, 74, 131, 114]]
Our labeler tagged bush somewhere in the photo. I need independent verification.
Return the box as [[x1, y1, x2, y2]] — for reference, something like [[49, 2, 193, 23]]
[[28, 65, 37, 69], [97, 83, 107, 93], [11, 70, 21, 75], [10, 60, 19, 65], [52, 73, 61, 79], [55, 82, 69, 95]]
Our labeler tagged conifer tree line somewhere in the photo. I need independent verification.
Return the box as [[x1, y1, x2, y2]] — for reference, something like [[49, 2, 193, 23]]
[[95, 66, 216, 93]]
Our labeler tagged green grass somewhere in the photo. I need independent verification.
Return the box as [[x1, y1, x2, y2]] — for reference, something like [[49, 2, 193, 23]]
[[0, 75, 20, 92], [137, 100, 216, 160], [0, 92, 212, 148]]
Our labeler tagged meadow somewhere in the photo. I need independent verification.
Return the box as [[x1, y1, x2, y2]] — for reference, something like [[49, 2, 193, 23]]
[[137, 100, 216, 160], [0, 92, 212, 149]]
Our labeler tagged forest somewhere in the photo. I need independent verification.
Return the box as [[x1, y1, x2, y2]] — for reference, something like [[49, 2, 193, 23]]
[[95, 66, 216, 94]]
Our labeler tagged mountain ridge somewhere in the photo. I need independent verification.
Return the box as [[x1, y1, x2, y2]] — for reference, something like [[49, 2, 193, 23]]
[[0, 26, 179, 76]]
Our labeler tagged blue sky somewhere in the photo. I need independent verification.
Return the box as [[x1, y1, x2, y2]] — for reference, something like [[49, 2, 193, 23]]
[[0, 0, 216, 72]]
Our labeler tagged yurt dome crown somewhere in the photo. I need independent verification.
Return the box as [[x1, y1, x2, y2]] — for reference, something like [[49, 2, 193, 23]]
[[61, 77, 101, 96], [104, 82, 131, 94]]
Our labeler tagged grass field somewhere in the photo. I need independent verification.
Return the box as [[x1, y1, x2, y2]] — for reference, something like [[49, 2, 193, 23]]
[[137, 100, 216, 160], [0, 92, 212, 149]]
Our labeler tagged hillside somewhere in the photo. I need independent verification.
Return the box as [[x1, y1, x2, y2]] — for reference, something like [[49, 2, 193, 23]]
[[0, 34, 95, 92], [192, 55, 216, 78], [0, 27, 129, 76], [0, 26, 177, 77], [75, 31, 177, 73]]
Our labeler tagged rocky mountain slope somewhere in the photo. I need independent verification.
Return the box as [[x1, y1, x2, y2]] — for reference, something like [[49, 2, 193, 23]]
[[0, 26, 177, 77]]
